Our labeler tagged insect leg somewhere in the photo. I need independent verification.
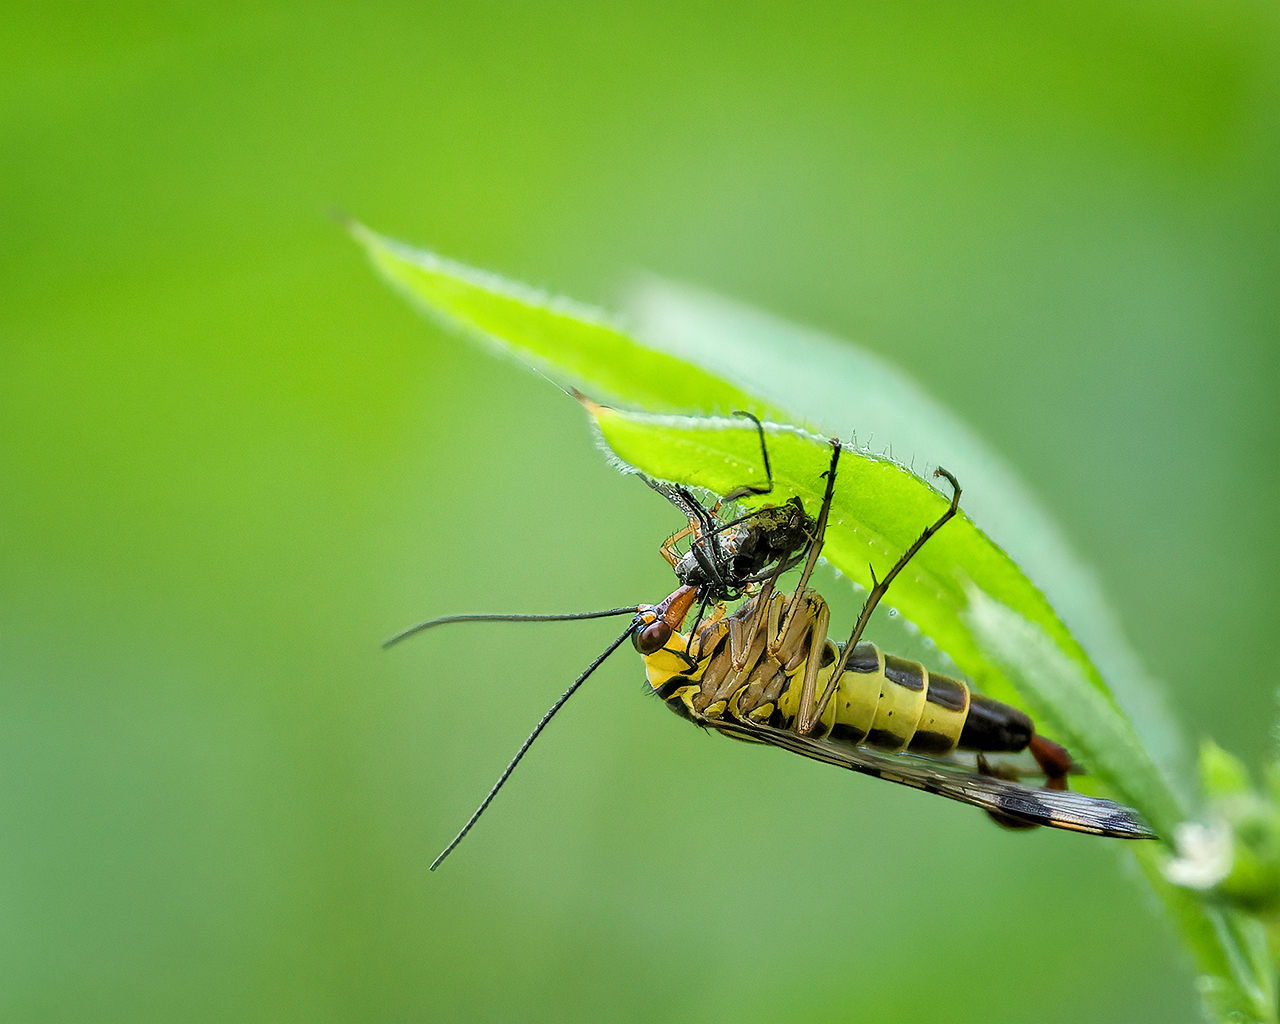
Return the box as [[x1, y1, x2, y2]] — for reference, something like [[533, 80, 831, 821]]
[[783, 592, 833, 736], [1028, 734, 1074, 791], [799, 467, 961, 734], [720, 410, 776, 504], [728, 571, 783, 670], [768, 438, 841, 659]]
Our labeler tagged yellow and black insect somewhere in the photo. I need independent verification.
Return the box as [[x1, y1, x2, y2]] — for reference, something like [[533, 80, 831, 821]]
[[387, 419, 1155, 869]]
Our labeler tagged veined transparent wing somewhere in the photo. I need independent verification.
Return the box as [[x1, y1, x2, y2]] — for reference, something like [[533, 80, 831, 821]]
[[709, 717, 1156, 840]]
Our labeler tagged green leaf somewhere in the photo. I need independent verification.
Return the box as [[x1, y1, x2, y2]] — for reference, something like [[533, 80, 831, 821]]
[[355, 226, 1275, 1023]]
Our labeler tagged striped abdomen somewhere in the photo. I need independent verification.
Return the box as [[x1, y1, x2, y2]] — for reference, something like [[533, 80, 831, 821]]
[[641, 590, 1035, 761], [785, 641, 1034, 759]]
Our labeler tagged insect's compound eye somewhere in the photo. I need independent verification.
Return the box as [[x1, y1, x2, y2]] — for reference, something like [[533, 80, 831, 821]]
[[633, 620, 672, 655]]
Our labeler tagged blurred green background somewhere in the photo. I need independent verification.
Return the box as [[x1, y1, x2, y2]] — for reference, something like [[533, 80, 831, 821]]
[[4, 2, 1278, 1021]]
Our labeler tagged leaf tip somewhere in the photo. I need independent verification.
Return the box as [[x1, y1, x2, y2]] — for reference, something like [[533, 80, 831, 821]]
[[326, 206, 356, 231], [335, 212, 378, 246], [569, 388, 607, 416]]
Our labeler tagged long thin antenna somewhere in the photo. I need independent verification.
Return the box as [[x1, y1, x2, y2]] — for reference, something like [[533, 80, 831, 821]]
[[430, 620, 640, 870], [382, 607, 641, 648]]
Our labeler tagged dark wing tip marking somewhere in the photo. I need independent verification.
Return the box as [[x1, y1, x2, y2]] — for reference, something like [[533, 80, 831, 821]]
[[987, 785, 1156, 839]]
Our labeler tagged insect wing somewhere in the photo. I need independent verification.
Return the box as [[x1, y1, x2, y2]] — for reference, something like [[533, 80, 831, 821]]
[[710, 718, 1156, 840]]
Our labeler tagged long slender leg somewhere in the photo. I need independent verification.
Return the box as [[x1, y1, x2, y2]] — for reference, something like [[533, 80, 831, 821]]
[[728, 573, 779, 668], [798, 468, 962, 735], [720, 410, 776, 504], [789, 440, 842, 597], [781, 593, 832, 734], [767, 439, 841, 658]]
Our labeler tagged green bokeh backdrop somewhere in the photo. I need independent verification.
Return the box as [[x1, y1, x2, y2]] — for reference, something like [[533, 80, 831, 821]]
[[4, 3, 1278, 1021]]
